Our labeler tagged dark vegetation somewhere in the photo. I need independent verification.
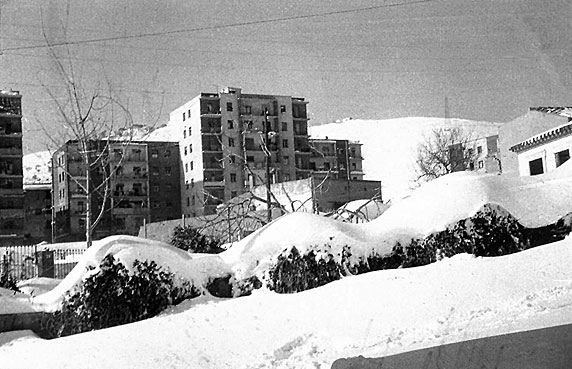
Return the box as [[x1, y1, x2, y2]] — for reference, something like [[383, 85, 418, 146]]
[[45, 254, 199, 338], [259, 206, 572, 294], [170, 225, 224, 254]]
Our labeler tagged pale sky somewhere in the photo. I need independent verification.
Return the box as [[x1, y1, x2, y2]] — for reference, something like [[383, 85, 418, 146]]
[[1, 0, 571, 154]]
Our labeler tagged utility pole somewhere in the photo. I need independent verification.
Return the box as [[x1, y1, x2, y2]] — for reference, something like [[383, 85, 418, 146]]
[[264, 109, 272, 223]]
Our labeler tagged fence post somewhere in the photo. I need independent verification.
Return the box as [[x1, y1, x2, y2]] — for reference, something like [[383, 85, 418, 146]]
[[37, 250, 54, 278]]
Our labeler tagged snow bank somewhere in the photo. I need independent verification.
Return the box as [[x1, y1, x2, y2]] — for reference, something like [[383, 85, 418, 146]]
[[32, 236, 231, 311], [0, 288, 39, 314], [3, 236, 572, 368]]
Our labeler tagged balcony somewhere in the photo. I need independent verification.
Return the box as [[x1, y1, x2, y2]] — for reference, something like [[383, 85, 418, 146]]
[[0, 147, 22, 156]]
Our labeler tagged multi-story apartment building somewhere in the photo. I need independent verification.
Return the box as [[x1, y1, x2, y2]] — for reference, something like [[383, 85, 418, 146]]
[[171, 87, 312, 216], [52, 140, 181, 242], [308, 138, 364, 181], [0, 90, 25, 245]]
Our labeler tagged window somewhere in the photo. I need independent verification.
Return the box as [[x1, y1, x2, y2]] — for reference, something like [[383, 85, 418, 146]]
[[529, 158, 544, 176], [477, 146, 483, 154], [185, 163, 188, 172], [283, 174, 290, 181], [230, 155, 236, 164], [478, 160, 484, 169], [133, 166, 141, 176], [282, 122, 287, 131], [244, 105, 251, 115], [183, 130, 186, 139], [165, 166, 172, 175], [153, 185, 159, 193], [191, 195, 196, 205], [152, 167, 159, 176], [246, 156, 254, 162], [189, 144, 193, 153], [230, 173, 237, 182], [78, 201, 85, 213], [190, 161, 194, 170], [188, 127, 192, 136], [231, 191, 237, 198], [164, 150, 171, 158], [280, 105, 286, 113], [283, 156, 290, 165], [282, 139, 288, 148], [187, 197, 190, 206], [227, 120, 234, 129], [191, 178, 194, 187], [228, 138, 235, 147], [351, 162, 356, 170], [184, 147, 187, 155], [188, 109, 191, 118], [183, 112, 186, 121], [555, 149, 570, 167], [151, 150, 158, 158], [227, 102, 233, 112]]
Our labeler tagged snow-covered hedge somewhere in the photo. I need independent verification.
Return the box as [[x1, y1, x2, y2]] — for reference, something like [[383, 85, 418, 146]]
[[258, 205, 572, 294], [46, 254, 199, 337]]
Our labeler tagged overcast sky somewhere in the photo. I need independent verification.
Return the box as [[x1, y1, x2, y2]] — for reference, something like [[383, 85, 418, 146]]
[[1, 0, 571, 154]]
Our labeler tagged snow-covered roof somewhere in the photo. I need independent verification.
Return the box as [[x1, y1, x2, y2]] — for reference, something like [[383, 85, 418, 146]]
[[509, 121, 572, 153], [530, 106, 572, 118]]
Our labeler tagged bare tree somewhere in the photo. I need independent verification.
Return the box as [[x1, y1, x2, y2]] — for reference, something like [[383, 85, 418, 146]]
[[415, 127, 475, 182], [40, 27, 136, 247]]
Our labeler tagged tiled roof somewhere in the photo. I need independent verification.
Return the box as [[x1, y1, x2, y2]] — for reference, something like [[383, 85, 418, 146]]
[[530, 107, 572, 118], [509, 121, 572, 153]]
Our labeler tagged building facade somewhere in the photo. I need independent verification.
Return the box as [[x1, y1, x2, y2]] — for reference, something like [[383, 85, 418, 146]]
[[308, 138, 364, 181], [509, 121, 572, 176], [171, 87, 312, 216], [52, 140, 181, 242], [499, 107, 572, 175], [0, 90, 25, 245], [450, 135, 501, 174]]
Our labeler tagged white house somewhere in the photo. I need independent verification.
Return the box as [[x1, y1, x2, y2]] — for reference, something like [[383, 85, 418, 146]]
[[509, 120, 572, 176]]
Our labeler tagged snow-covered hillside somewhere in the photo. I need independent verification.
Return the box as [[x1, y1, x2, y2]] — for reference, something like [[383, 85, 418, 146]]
[[309, 117, 501, 200]]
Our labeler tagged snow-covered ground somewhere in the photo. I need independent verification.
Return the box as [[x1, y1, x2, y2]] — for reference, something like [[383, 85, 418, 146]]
[[1, 238, 572, 368], [1, 154, 572, 368]]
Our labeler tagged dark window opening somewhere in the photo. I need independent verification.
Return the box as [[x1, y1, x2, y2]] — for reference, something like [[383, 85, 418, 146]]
[[529, 158, 544, 176]]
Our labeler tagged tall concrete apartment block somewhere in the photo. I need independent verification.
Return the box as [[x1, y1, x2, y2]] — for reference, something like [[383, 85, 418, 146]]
[[173, 87, 311, 216], [0, 90, 25, 245], [52, 140, 181, 242], [308, 138, 364, 181]]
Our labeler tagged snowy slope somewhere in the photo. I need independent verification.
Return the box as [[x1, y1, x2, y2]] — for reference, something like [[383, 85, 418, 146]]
[[309, 117, 501, 200], [2, 238, 572, 368]]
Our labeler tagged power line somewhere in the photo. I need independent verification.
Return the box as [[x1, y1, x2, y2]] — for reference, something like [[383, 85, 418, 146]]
[[0, 0, 436, 52]]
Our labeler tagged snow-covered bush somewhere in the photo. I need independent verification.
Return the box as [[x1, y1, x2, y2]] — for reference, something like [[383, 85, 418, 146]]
[[402, 205, 527, 267], [170, 225, 224, 254], [47, 254, 199, 337], [268, 246, 341, 294]]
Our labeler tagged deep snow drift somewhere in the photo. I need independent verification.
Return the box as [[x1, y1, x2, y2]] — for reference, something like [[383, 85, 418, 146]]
[[2, 237, 572, 368]]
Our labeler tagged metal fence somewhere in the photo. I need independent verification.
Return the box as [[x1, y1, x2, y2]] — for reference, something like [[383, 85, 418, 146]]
[[1, 245, 38, 282], [0, 245, 86, 282]]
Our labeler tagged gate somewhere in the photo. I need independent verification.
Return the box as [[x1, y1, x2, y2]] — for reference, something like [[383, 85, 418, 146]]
[[0, 245, 86, 283]]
